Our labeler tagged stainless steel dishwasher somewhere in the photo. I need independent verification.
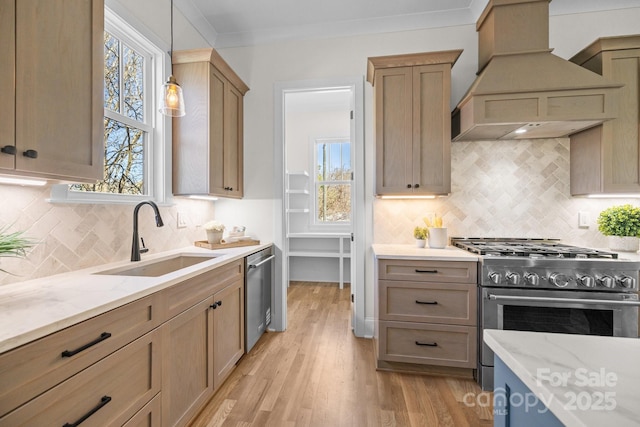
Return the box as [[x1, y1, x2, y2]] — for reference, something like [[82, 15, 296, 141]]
[[245, 247, 274, 353]]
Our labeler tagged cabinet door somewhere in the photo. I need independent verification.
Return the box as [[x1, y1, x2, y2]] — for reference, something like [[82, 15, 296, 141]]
[[212, 278, 245, 390], [208, 66, 227, 196], [15, 0, 103, 181], [0, 0, 15, 171], [413, 64, 451, 194], [602, 49, 640, 193], [224, 83, 244, 198], [162, 298, 214, 427], [375, 67, 413, 195]]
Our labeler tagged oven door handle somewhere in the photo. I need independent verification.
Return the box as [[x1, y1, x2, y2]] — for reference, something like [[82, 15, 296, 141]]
[[488, 294, 640, 306]]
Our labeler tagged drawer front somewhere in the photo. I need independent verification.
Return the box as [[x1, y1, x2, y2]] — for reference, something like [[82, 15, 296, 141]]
[[380, 281, 477, 325], [378, 321, 477, 368], [164, 260, 244, 318], [378, 259, 477, 284], [123, 393, 161, 427], [0, 293, 161, 417], [0, 328, 161, 426]]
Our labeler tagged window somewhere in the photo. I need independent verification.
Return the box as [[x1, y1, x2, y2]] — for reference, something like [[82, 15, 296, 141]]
[[51, 8, 169, 204], [313, 138, 351, 225]]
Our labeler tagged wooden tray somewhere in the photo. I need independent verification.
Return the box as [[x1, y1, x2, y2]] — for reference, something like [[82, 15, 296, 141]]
[[194, 239, 260, 250]]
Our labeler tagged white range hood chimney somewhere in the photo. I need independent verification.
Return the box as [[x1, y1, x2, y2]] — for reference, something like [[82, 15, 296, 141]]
[[452, 0, 623, 141]]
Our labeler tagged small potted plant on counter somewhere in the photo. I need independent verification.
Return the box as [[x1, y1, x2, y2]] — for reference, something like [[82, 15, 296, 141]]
[[597, 204, 640, 252], [413, 226, 428, 248], [203, 220, 225, 244]]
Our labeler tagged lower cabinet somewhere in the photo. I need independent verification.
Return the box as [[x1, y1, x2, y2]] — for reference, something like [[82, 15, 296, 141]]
[[375, 258, 478, 372], [162, 298, 214, 427], [0, 258, 248, 427], [0, 329, 161, 426], [161, 263, 245, 427]]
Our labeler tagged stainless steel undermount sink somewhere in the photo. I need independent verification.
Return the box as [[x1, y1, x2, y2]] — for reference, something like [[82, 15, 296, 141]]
[[95, 254, 218, 277]]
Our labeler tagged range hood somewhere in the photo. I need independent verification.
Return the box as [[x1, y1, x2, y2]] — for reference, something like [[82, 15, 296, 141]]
[[452, 0, 623, 141]]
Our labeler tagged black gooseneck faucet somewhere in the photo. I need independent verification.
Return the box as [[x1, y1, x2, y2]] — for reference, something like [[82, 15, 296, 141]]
[[131, 200, 164, 261]]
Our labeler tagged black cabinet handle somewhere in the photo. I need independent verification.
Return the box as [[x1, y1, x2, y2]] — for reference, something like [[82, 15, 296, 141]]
[[23, 149, 38, 158], [415, 300, 438, 305], [415, 269, 438, 274], [406, 184, 412, 188], [62, 395, 111, 427], [414, 184, 420, 188], [415, 341, 438, 347], [216, 300, 222, 307], [210, 302, 218, 309], [61, 332, 111, 358], [1, 145, 16, 155]]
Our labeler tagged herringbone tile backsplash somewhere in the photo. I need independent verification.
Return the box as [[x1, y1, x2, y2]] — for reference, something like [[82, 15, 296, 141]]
[[373, 138, 640, 247], [0, 186, 216, 285]]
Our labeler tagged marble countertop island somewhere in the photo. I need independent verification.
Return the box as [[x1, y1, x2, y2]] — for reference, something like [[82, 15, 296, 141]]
[[0, 243, 271, 354], [484, 329, 640, 427]]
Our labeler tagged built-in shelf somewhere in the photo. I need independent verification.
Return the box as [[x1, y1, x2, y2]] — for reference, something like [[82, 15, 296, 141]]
[[285, 172, 351, 288]]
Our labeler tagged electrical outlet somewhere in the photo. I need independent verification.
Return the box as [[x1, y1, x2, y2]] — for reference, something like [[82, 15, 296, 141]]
[[578, 211, 590, 228], [177, 211, 187, 228]]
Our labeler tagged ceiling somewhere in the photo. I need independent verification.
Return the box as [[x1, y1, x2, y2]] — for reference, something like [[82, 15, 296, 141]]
[[175, 0, 640, 48]]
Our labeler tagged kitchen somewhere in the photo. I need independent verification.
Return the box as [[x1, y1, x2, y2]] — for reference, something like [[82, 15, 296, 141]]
[[2, 0, 640, 426]]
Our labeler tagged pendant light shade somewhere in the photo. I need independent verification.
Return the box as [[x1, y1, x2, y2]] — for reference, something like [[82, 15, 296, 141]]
[[160, 75, 185, 117], [160, 0, 185, 117]]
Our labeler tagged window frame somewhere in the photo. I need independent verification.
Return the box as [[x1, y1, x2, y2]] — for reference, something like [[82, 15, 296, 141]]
[[50, 6, 171, 205], [311, 137, 352, 228]]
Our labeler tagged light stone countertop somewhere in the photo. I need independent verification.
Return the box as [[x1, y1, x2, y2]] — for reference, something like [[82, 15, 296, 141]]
[[372, 243, 480, 262], [484, 329, 640, 427], [0, 243, 271, 354]]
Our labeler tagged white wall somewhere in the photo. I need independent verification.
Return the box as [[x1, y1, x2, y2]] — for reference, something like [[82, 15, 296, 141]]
[[215, 7, 640, 333]]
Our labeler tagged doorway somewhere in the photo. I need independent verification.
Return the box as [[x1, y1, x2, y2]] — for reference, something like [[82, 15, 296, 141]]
[[273, 78, 365, 337]]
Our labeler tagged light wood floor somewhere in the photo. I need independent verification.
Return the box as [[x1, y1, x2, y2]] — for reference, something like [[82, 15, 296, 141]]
[[189, 282, 493, 427]]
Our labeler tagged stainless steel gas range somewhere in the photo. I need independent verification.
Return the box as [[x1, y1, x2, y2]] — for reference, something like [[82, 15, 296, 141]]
[[451, 238, 640, 391]]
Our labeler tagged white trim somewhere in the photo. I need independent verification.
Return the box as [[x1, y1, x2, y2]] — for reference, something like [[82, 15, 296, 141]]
[[274, 77, 366, 337], [50, 5, 172, 205]]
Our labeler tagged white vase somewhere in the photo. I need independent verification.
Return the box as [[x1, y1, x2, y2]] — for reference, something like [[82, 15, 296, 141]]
[[428, 227, 448, 249], [415, 239, 426, 248], [206, 230, 223, 244], [608, 236, 639, 252]]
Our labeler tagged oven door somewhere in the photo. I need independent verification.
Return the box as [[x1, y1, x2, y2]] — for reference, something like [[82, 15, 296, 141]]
[[480, 287, 639, 366]]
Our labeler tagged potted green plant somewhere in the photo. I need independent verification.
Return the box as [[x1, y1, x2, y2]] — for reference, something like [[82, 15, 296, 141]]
[[597, 204, 640, 252], [413, 226, 428, 248], [0, 226, 36, 273]]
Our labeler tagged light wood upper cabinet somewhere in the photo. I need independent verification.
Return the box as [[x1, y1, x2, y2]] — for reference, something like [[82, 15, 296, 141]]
[[569, 35, 640, 195], [0, 0, 104, 182], [172, 48, 248, 199], [368, 50, 462, 196]]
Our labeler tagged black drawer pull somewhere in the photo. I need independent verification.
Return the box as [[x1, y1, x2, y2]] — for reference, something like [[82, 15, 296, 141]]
[[415, 300, 438, 305], [415, 341, 438, 347], [415, 269, 438, 274], [61, 332, 111, 358], [23, 149, 38, 158], [1, 145, 16, 155], [63, 395, 111, 427]]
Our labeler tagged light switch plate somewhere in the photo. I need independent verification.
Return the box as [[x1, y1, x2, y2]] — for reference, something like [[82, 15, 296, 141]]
[[578, 211, 589, 228], [177, 211, 187, 228]]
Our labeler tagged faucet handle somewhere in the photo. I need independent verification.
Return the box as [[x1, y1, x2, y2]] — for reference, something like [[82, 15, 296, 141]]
[[140, 237, 149, 254]]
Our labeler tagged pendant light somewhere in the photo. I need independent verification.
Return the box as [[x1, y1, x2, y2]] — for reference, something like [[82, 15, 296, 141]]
[[159, 0, 185, 117]]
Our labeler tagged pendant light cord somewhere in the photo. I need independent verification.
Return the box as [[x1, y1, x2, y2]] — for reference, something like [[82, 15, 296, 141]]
[[170, 0, 174, 62]]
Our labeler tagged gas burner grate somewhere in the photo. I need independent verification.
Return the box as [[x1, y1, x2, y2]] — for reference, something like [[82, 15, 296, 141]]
[[451, 238, 618, 259]]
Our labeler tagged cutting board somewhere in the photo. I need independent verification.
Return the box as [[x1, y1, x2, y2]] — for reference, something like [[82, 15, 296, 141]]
[[194, 239, 260, 250]]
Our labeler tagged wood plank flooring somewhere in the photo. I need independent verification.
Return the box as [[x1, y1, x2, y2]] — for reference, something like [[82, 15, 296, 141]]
[[189, 281, 493, 427]]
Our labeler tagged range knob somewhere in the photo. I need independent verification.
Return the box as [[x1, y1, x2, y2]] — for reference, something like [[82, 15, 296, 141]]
[[598, 275, 615, 289], [549, 273, 571, 288], [577, 275, 596, 288], [488, 272, 502, 284], [506, 272, 521, 285], [524, 272, 540, 286], [617, 275, 636, 289]]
